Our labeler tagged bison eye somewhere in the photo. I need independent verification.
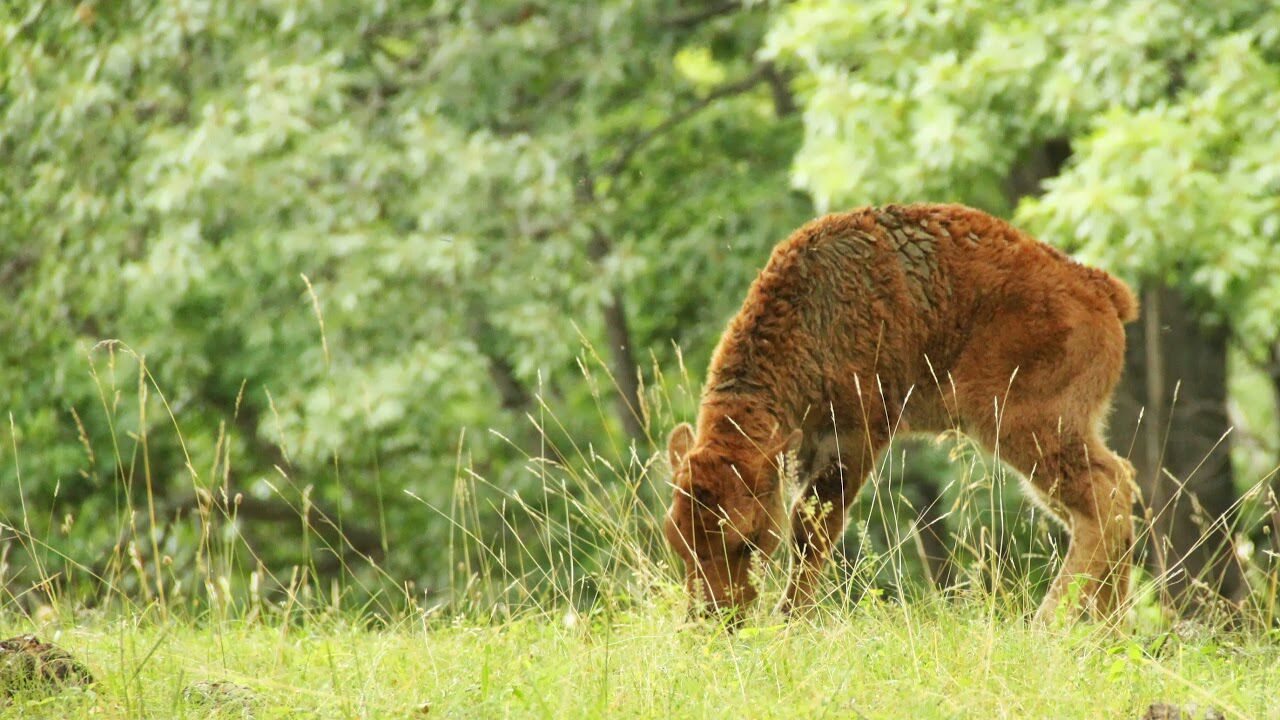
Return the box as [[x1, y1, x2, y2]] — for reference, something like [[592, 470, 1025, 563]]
[[690, 485, 716, 509]]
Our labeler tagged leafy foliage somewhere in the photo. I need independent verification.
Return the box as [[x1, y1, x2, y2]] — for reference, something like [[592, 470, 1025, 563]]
[[2, 0, 1278, 610], [0, 1, 809, 598]]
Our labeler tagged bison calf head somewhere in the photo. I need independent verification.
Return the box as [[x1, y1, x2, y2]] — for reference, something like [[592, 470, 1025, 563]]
[[663, 422, 799, 619]]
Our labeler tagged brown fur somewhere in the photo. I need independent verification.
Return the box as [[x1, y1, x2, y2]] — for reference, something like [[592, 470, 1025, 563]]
[[664, 203, 1137, 623]]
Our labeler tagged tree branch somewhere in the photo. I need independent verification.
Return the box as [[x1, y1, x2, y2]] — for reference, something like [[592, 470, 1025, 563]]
[[762, 61, 797, 117], [601, 63, 771, 177], [230, 494, 385, 561], [661, 1, 742, 28], [466, 307, 533, 413]]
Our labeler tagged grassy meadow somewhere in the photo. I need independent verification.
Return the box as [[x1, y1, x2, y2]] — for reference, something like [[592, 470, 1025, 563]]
[[3, 381, 1279, 719], [2, 599, 1277, 719], [1, 324, 1277, 720]]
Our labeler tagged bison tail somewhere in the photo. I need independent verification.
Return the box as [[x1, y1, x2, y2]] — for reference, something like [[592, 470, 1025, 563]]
[[1098, 271, 1139, 324]]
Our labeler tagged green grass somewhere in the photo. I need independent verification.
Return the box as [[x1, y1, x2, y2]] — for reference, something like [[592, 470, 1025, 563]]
[[4, 337, 1279, 718], [4, 598, 1277, 719]]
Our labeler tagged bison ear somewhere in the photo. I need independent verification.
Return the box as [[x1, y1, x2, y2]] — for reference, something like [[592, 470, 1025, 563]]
[[668, 422, 696, 468]]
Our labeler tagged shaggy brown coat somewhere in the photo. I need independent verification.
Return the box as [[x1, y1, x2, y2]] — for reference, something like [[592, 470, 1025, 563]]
[[664, 203, 1137, 622]]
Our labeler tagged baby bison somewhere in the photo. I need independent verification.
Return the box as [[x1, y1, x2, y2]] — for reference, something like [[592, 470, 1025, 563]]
[[664, 203, 1137, 623]]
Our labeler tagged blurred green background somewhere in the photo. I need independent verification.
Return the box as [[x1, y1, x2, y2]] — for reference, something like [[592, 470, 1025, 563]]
[[2, 0, 1279, 615]]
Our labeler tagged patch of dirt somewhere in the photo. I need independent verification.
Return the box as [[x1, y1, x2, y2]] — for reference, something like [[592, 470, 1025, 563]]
[[0, 634, 94, 697]]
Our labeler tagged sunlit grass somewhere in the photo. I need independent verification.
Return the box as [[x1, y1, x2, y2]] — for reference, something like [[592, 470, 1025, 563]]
[[3, 598, 1277, 719]]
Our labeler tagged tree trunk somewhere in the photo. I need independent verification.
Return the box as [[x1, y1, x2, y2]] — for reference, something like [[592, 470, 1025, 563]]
[[1112, 284, 1245, 611], [1266, 343, 1280, 582], [1001, 138, 1071, 208], [601, 288, 646, 442], [584, 226, 646, 444]]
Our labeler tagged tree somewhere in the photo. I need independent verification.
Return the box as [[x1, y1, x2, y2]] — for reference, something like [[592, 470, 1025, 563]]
[[4, 0, 1278, 612], [0, 1, 811, 600]]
